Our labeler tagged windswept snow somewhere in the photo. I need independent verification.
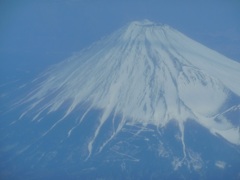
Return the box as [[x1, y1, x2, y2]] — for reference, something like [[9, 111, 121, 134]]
[[18, 20, 240, 157]]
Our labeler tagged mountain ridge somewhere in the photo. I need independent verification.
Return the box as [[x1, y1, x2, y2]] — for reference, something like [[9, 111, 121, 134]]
[[1, 20, 240, 179], [15, 20, 240, 156]]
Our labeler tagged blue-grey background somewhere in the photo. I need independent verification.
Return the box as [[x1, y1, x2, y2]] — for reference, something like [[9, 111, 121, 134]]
[[0, 1, 240, 179], [0, 0, 240, 87]]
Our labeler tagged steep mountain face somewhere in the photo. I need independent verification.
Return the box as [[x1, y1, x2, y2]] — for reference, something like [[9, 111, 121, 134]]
[[1, 20, 240, 179]]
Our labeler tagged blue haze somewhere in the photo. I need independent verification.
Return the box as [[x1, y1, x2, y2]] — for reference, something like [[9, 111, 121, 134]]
[[0, 0, 240, 179]]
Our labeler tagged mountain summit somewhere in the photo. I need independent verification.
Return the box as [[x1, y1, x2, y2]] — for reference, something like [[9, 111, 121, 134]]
[[2, 20, 240, 179], [20, 20, 240, 145]]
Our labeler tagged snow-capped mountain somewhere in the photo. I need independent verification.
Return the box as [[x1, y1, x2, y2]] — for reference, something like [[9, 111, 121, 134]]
[[1, 20, 240, 179]]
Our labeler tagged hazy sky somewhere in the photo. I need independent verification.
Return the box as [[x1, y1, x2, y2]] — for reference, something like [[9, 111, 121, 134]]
[[0, 0, 240, 82]]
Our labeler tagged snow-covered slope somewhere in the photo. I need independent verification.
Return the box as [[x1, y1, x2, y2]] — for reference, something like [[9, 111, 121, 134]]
[[17, 20, 240, 158]]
